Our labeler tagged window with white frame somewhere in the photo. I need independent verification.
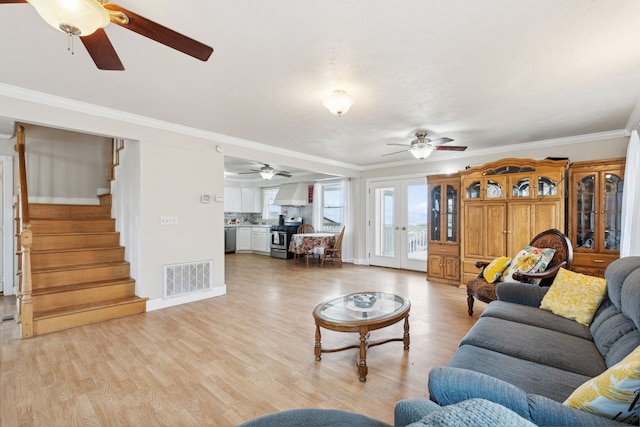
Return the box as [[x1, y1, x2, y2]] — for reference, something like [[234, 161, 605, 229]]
[[262, 187, 281, 219], [316, 181, 346, 231]]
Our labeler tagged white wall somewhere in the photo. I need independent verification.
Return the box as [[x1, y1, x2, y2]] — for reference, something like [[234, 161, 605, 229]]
[[22, 124, 110, 201]]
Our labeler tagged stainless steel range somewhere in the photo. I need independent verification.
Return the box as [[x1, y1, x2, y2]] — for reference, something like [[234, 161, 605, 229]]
[[270, 220, 302, 259]]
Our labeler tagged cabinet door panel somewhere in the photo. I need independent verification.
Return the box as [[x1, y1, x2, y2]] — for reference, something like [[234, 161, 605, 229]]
[[508, 204, 533, 253], [485, 204, 507, 258], [463, 204, 485, 258], [428, 255, 444, 278], [443, 257, 460, 281]]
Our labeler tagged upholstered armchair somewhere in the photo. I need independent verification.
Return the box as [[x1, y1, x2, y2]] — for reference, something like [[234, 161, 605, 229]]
[[466, 228, 573, 316]]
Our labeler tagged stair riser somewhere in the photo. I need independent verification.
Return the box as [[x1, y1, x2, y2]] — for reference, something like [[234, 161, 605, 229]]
[[30, 219, 116, 233], [32, 233, 121, 251], [31, 247, 126, 269], [30, 204, 111, 219], [33, 264, 131, 288], [33, 282, 136, 312], [33, 300, 147, 336]]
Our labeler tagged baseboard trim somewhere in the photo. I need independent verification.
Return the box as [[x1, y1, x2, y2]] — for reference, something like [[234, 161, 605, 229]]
[[146, 285, 227, 311]]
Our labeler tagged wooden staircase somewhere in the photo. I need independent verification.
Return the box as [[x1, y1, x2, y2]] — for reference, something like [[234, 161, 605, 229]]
[[24, 201, 147, 336]]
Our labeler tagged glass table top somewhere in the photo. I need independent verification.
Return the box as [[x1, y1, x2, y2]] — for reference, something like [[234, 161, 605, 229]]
[[316, 292, 409, 322]]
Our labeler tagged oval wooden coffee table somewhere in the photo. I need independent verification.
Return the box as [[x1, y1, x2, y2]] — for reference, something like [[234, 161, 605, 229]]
[[312, 292, 410, 382]]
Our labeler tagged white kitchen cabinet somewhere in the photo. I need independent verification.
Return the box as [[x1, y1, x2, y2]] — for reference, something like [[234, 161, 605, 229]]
[[225, 187, 261, 213], [251, 227, 269, 253], [242, 187, 262, 213], [236, 226, 252, 251], [224, 187, 242, 212]]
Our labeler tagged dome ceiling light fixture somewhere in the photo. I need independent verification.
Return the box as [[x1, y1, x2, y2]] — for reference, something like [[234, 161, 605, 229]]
[[323, 90, 352, 116]]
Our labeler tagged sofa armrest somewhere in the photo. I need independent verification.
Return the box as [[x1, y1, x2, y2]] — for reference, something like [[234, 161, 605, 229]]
[[393, 399, 441, 426], [495, 282, 549, 306], [428, 367, 628, 426]]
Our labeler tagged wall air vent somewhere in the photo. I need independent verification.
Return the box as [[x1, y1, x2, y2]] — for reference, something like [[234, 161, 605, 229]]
[[164, 260, 212, 298]]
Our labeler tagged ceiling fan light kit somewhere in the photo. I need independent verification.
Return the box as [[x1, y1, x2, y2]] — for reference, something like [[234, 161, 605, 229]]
[[410, 145, 434, 159], [323, 90, 352, 116], [28, 0, 109, 36], [259, 168, 275, 180]]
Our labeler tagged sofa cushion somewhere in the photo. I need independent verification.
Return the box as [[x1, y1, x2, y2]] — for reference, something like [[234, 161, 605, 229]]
[[447, 344, 593, 402], [501, 246, 556, 283], [604, 256, 640, 330], [406, 398, 536, 427], [563, 346, 640, 425], [483, 256, 512, 283], [481, 300, 592, 340], [540, 268, 608, 326], [591, 303, 640, 368], [460, 316, 607, 377]]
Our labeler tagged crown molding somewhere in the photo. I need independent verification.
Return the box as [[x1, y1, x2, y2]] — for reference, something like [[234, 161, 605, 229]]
[[0, 83, 363, 173]]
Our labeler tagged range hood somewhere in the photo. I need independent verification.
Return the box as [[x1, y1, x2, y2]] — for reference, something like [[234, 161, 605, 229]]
[[273, 183, 308, 206]]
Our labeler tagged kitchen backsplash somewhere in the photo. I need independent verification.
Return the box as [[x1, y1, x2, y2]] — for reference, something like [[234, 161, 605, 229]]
[[225, 204, 313, 225], [224, 212, 269, 225]]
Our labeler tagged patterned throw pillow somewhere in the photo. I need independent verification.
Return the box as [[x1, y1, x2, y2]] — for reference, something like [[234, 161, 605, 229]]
[[482, 256, 512, 283], [539, 268, 607, 326], [500, 246, 556, 284], [563, 346, 640, 425]]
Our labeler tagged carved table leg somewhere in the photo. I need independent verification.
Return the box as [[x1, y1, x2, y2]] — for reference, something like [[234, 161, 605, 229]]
[[357, 330, 368, 382], [314, 324, 322, 361], [403, 315, 410, 350]]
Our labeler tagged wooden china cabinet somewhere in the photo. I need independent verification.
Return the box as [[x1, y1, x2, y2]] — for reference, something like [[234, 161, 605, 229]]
[[426, 173, 461, 285], [568, 158, 625, 277], [459, 158, 569, 285]]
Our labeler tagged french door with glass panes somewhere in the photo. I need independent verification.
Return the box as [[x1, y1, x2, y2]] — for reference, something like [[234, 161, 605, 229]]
[[369, 178, 428, 271]]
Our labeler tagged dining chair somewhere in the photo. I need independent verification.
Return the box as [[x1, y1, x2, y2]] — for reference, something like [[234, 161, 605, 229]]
[[321, 227, 345, 267], [294, 224, 316, 264]]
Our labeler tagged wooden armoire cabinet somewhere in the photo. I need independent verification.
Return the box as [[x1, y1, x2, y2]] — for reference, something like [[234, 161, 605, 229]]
[[568, 158, 625, 277], [459, 158, 569, 284], [426, 173, 460, 285]]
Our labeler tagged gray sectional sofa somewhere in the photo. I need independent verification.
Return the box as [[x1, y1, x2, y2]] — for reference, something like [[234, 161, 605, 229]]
[[239, 257, 640, 426], [398, 256, 640, 426]]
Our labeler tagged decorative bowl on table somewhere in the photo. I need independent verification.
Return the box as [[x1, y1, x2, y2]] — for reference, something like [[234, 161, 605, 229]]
[[352, 293, 377, 308]]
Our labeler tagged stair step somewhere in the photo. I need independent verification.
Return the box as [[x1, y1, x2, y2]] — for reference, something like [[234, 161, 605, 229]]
[[32, 262, 131, 288], [30, 218, 116, 233], [32, 232, 121, 251], [31, 247, 125, 269], [30, 203, 111, 219], [33, 296, 148, 336], [32, 279, 136, 312]]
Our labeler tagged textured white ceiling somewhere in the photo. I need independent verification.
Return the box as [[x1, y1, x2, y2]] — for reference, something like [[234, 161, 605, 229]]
[[1, 0, 639, 171]]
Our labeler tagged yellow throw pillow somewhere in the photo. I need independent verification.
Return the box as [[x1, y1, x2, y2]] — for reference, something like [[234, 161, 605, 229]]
[[482, 256, 512, 283], [539, 268, 607, 326], [564, 346, 640, 425]]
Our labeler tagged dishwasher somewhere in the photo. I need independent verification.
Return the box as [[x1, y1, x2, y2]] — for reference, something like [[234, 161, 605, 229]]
[[224, 227, 236, 253]]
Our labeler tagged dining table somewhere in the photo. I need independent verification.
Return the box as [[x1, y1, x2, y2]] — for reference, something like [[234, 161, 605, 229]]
[[289, 233, 336, 266]]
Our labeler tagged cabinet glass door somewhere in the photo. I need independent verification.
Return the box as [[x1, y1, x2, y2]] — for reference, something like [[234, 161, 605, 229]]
[[576, 174, 596, 249], [446, 184, 458, 242], [464, 180, 481, 199], [430, 184, 441, 242], [603, 173, 623, 251], [538, 176, 559, 196]]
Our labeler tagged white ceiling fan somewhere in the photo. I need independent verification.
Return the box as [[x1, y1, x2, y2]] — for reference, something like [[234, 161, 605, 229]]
[[238, 164, 292, 180], [383, 131, 467, 159]]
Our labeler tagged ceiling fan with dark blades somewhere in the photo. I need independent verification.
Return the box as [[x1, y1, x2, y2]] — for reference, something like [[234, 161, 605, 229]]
[[382, 131, 467, 159], [239, 164, 292, 180], [0, 0, 213, 70]]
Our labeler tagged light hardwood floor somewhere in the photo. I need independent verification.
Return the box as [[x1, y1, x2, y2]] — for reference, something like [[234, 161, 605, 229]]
[[1, 254, 484, 426]]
